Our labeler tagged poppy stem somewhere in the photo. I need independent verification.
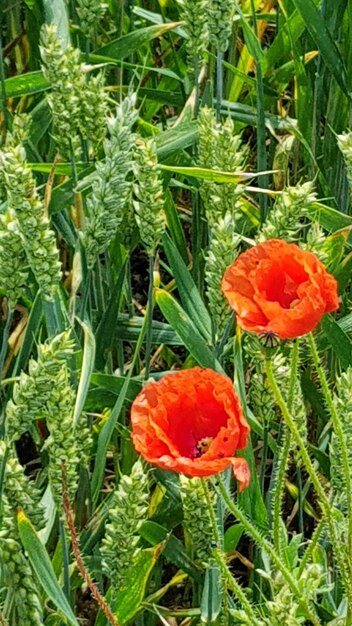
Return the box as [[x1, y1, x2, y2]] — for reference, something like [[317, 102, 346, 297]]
[[201, 478, 261, 624], [307, 332, 352, 586], [271, 339, 300, 553], [215, 477, 322, 626], [265, 357, 352, 604]]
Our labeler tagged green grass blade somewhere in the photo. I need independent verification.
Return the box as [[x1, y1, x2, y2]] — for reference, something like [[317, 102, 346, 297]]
[[162, 233, 212, 340], [291, 0, 350, 97], [73, 319, 95, 427], [17, 511, 80, 626], [155, 289, 221, 371]]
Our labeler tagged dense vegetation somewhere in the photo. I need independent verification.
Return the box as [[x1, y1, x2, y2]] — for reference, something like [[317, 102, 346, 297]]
[[1, 1, 352, 625]]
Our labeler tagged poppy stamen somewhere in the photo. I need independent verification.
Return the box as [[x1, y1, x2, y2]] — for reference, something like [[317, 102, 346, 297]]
[[195, 436, 214, 457]]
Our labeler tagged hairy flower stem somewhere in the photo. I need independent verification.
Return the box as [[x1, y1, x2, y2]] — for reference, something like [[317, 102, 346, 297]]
[[212, 548, 260, 624], [215, 478, 321, 626], [265, 357, 352, 602], [272, 340, 299, 552], [307, 334, 352, 576], [62, 465, 119, 626], [298, 517, 325, 578], [201, 478, 259, 622]]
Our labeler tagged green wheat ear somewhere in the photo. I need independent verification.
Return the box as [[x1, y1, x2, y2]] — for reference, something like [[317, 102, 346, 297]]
[[0, 123, 62, 301], [0, 442, 45, 625], [40, 23, 108, 159], [133, 137, 166, 254], [179, 475, 215, 566], [101, 460, 149, 596], [83, 92, 138, 267], [76, 0, 108, 36]]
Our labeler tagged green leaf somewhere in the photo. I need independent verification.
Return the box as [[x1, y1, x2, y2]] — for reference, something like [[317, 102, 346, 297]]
[[94, 23, 181, 62], [164, 189, 188, 264], [91, 372, 134, 503], [162, 233, 212, 340], [17, 511, 80, 626], [291, 0, 349, 97], [224, 524, 244, 553], [140, 521, 201, 581], [321, 314, 352, 370], [155, 289, 221, 372], [73, 319, 95, 427], [160, 164, 272, 183], [12, 293, 43, 376], [90, 373, 142, 402], [2, 72, 49, 100], [42, 0, 70, 48], [115, 547, 161, 624], [156, 122, 198, 162], [200, 561, 223, 624], [309, 201, 352, 232]]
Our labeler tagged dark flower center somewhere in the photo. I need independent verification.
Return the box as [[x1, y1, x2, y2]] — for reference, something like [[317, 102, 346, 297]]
[[195, 436, 214, 458]]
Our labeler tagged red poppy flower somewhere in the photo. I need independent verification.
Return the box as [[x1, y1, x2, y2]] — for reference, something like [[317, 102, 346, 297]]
[[222, 239, 339, 340], [130, 367, 250, 490]]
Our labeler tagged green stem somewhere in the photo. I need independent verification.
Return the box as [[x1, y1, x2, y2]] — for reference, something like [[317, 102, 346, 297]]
[[272, 340, 299, 552], [0, 308, 13, 381], [265, 357, 352, 600], [249, 0, 267, 221], [0, 21, 9, 136], [59, 518, 71, 600], [216, 51, 223, 122], [307, 332, 352, 568], [194, 55, 200, 118], [298, 517, 325, 578], [215, 478, 321, 626], [144, 254, 154, 380], [201, 479, 259, 623]]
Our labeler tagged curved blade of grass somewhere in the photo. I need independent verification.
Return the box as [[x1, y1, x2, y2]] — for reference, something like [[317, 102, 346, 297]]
[[200, 562, 222, 624], [17, 510, 79, 626], [91, 310, 148, 503], [94, 23, 181, 61], [162, 233, 212, 340], [155, 289, 221, 371], [72, 319, 95, 427]]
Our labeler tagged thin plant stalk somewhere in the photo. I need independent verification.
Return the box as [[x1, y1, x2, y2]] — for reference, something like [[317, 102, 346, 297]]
[[265, 357, 352, 604], [0, 308, 13, 381], [0, 20, 9, 135], [298, 517, 326, 578], [62, 464, 119, 626], [272, 339, 299, 552], [249, 0, 267, 220], [201, 478, 260, 623], [307, 332, 352, 580], [59, 518, 71, 600], [144, 254, 155, 380], [216, 51, 223, 121], [194, 55, 200, 118], [215, 477, 321, 626]]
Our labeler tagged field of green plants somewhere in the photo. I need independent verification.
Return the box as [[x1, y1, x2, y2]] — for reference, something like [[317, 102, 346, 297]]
[[1, 0, 352, 625]]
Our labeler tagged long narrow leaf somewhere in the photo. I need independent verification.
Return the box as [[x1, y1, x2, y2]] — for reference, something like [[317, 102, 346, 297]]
[[17, 511, 79, 626]]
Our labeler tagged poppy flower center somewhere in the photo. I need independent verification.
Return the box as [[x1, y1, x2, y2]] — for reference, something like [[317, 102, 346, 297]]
[[195, 436, 214, 457], [258, 263, 300, 309], [165, 392, 230, 459]]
